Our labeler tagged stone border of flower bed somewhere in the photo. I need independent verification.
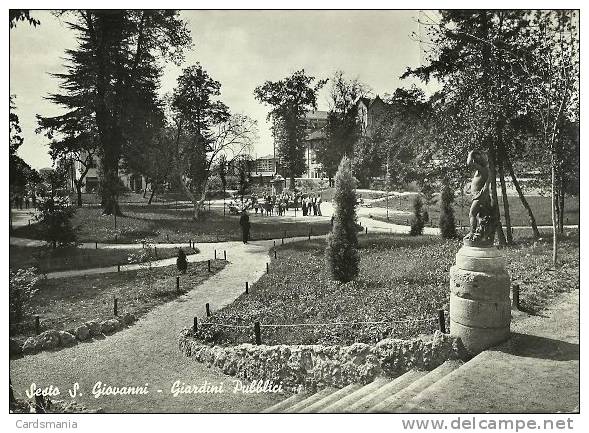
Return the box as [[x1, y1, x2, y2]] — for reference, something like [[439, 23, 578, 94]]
[[9, 312, 137, 358], [178, 329, 469, 391]]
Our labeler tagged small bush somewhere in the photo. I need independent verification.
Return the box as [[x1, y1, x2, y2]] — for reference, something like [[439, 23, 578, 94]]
[[439, 182, 457, 239], [326, 156, 360, 282], [10, 267, 40, 323], [410, 195, 426, 236], [35, 195, 76, 248]]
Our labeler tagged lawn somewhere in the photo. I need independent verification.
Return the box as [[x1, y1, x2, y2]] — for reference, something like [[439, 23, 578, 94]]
[[10, 259, 226, 342], [369, 193, 579, 227], [9, 245, 187, 274], [196, 231, 579, 346], [12, 204, 332, 244]]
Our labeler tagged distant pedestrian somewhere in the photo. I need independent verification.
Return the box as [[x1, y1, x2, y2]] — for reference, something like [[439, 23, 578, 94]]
[[317, 196, 322, 216], [239, 210, 250, 244], [176, 249, 188, 274]]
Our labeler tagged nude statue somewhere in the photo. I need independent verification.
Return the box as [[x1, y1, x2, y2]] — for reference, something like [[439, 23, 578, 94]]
[[464, 150, 495, 245]]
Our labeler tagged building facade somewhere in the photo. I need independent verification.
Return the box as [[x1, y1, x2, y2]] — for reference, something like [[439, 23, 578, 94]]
[[304, 110, 328, 179], [66, 151, 147, 194], [356, 95, 390, 138]]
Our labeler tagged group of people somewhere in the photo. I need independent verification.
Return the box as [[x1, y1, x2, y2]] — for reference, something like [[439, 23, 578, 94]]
[[236, 190, 325, 244], [244, 191, 322, 217], [11, 195, 33, 210]]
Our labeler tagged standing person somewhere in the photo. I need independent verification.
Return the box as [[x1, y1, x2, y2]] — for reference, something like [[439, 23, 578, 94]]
[[312, 195, 317, 216], [302, 196, 308, 216], [317, 195, 322, 216], [239, 210, 250, 244]]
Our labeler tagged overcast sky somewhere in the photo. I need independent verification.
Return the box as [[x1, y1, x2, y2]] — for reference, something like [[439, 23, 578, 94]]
[[10, 10, 432, 170]]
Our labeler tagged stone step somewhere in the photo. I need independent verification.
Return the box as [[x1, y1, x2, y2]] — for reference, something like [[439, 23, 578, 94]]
[[344, 370, 426, 413], [319, 377, 391, 413], [261, 390, 310, 413], [300, 383, 363, 413], [396, 358, 473, 413], [283, 387, 337, 413], [368, 360, 463, 413]]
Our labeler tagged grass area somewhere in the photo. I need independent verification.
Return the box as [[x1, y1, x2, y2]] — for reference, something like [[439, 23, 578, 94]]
[[197, 231, 579, 346], [71, 191, 230, 206], [12, 204, 332, 244], [369, 193, 579, 227], [10, 259, 226, 341], [9, 245, 187, 274]]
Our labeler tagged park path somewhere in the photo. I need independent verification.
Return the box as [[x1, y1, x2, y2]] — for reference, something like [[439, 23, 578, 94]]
[[9, 237, 307, 413]]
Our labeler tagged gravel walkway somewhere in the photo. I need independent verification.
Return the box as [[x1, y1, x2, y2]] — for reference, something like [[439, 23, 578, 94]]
[[9, 238, 299, 413]]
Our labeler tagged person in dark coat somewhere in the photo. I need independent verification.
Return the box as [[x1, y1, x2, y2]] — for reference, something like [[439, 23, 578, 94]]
[[239, 210, 250, 244]]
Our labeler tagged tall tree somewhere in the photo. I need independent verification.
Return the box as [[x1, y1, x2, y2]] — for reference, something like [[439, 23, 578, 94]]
[[316, 71, 369, 182], [521, 10, 579, 265], [169, 64, 256, 219], [9, 10, 40, 28], [37, 10, 191, 215], [404, 10, 538, 245], [9, 97, 39, 207], [254, 70, 327, 189]]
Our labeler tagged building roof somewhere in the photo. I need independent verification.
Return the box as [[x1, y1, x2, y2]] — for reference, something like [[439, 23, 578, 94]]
[[357, 95, 386, 108], [256, 154, 275, 160]]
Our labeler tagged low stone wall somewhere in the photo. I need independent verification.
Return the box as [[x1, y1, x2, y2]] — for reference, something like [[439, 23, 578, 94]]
[[10, 312, 137, 358], [178, 329, 468, 391]]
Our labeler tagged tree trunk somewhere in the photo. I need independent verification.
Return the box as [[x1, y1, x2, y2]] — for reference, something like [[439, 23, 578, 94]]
[[498, 160, 513, 244], [504, 153, 541, 239], [558, 179, 565, 233], [178, 174, 204, 221], [148, 186, 156, 205], [75, 182, 83, 207], [488, 145, 506, 246], [551, 161, 558, 266]]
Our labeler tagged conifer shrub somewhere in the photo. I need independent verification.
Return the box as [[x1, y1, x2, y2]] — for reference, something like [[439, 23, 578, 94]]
[[439, 182, 457, 239], [410, 195, 426, 236], [325, 156, 360, 282]]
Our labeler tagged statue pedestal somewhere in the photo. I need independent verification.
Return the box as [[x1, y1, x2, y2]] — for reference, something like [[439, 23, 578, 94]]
[[449, 245, 511, 354]]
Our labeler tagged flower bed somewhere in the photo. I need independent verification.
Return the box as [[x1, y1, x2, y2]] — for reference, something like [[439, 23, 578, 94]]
[[195, 235, 455, 346], [179, 329, 467, 391]]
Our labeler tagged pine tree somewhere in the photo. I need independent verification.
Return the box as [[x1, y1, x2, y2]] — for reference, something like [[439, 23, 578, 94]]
[[37, 10, 191, 216], [410, 195, 425, 236], [439, 182, 457, 239], [325, 156, 360, 282]]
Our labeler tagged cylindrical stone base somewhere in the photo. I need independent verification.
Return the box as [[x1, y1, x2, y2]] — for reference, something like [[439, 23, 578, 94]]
[[450, 245, 511, 354]]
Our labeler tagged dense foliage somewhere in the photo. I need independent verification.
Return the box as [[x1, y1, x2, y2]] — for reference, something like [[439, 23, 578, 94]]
[[439, 182, 457, 239], [254, 70, 327, 189], [325, 156, 360, 282], [9, 267, 41, 323], [410, 195, 426, 236]]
